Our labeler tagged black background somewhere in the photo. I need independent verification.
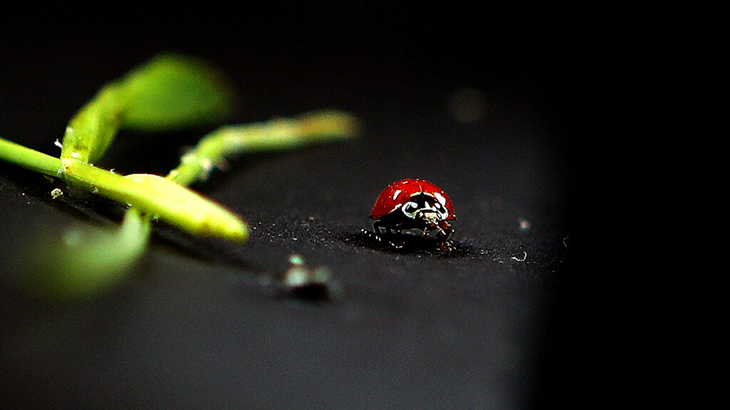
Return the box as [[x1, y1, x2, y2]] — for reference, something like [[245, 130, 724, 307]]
[[1, 3, 580, 409]]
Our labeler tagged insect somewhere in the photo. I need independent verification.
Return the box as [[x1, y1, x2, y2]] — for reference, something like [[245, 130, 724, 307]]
[[365, 178, 456, 251]]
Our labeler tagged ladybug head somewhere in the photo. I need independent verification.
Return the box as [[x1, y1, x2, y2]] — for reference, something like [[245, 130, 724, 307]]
[[401, 192, 451, 223]]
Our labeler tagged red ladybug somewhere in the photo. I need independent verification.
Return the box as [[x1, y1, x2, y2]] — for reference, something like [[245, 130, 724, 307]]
[[366, 178, 456, 251]]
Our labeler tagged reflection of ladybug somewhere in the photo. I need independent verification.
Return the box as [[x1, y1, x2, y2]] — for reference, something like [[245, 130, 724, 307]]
[[365, 178, 456, 251]]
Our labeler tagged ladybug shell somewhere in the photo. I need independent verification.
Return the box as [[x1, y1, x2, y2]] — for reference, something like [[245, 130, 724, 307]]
[[370, 178, 455, 220]]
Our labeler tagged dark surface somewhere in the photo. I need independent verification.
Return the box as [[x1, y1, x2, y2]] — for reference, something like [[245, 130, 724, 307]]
[[1, 6, 577, 409]]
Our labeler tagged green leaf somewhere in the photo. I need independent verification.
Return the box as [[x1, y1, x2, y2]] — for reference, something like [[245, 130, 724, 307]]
[[15, 208, 151, 302], [61, 83, 124, 164], [119, 53, 235, 132], [61, 53, 235, 164]]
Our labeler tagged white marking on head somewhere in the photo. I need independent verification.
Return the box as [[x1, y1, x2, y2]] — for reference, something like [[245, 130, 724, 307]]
[[434, 192, 447, 206], [402, 201, 419, 219]]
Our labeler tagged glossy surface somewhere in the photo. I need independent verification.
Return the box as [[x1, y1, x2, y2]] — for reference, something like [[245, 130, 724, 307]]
[[370, 178, 455, 220]]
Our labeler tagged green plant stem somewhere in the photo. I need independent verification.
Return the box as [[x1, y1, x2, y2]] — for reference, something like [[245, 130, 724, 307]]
[[1, 110, 358, 245], [167, 110, 360, 186], [0, 137, 63, 177], [0, 136, 247, 241], [3, 109, 359, 302], [61, 159, 247, 241]]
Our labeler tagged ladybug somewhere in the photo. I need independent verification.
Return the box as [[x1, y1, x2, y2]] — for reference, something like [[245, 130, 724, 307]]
[[365, 178, 456, 251]]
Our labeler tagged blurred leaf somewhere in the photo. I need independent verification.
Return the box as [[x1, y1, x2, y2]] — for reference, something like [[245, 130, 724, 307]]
[[120, 54, 235, 132], [14, 209, 150, 303], [61, 53, 235, 164]]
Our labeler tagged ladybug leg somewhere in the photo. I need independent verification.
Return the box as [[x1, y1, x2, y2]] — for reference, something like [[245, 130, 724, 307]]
[[435, 220, 454, 251], [373, 220, 403, 237], [364, 220, 407, 249], [363, 220, 389, 243], [361, 227, 383, 244], [387, 237, 406, 249], [369, 220, 389, 240], [372, 220, 387, 236]]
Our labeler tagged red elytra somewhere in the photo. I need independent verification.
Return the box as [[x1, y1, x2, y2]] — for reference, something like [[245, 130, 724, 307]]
[[370, 178, 455, 220]]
